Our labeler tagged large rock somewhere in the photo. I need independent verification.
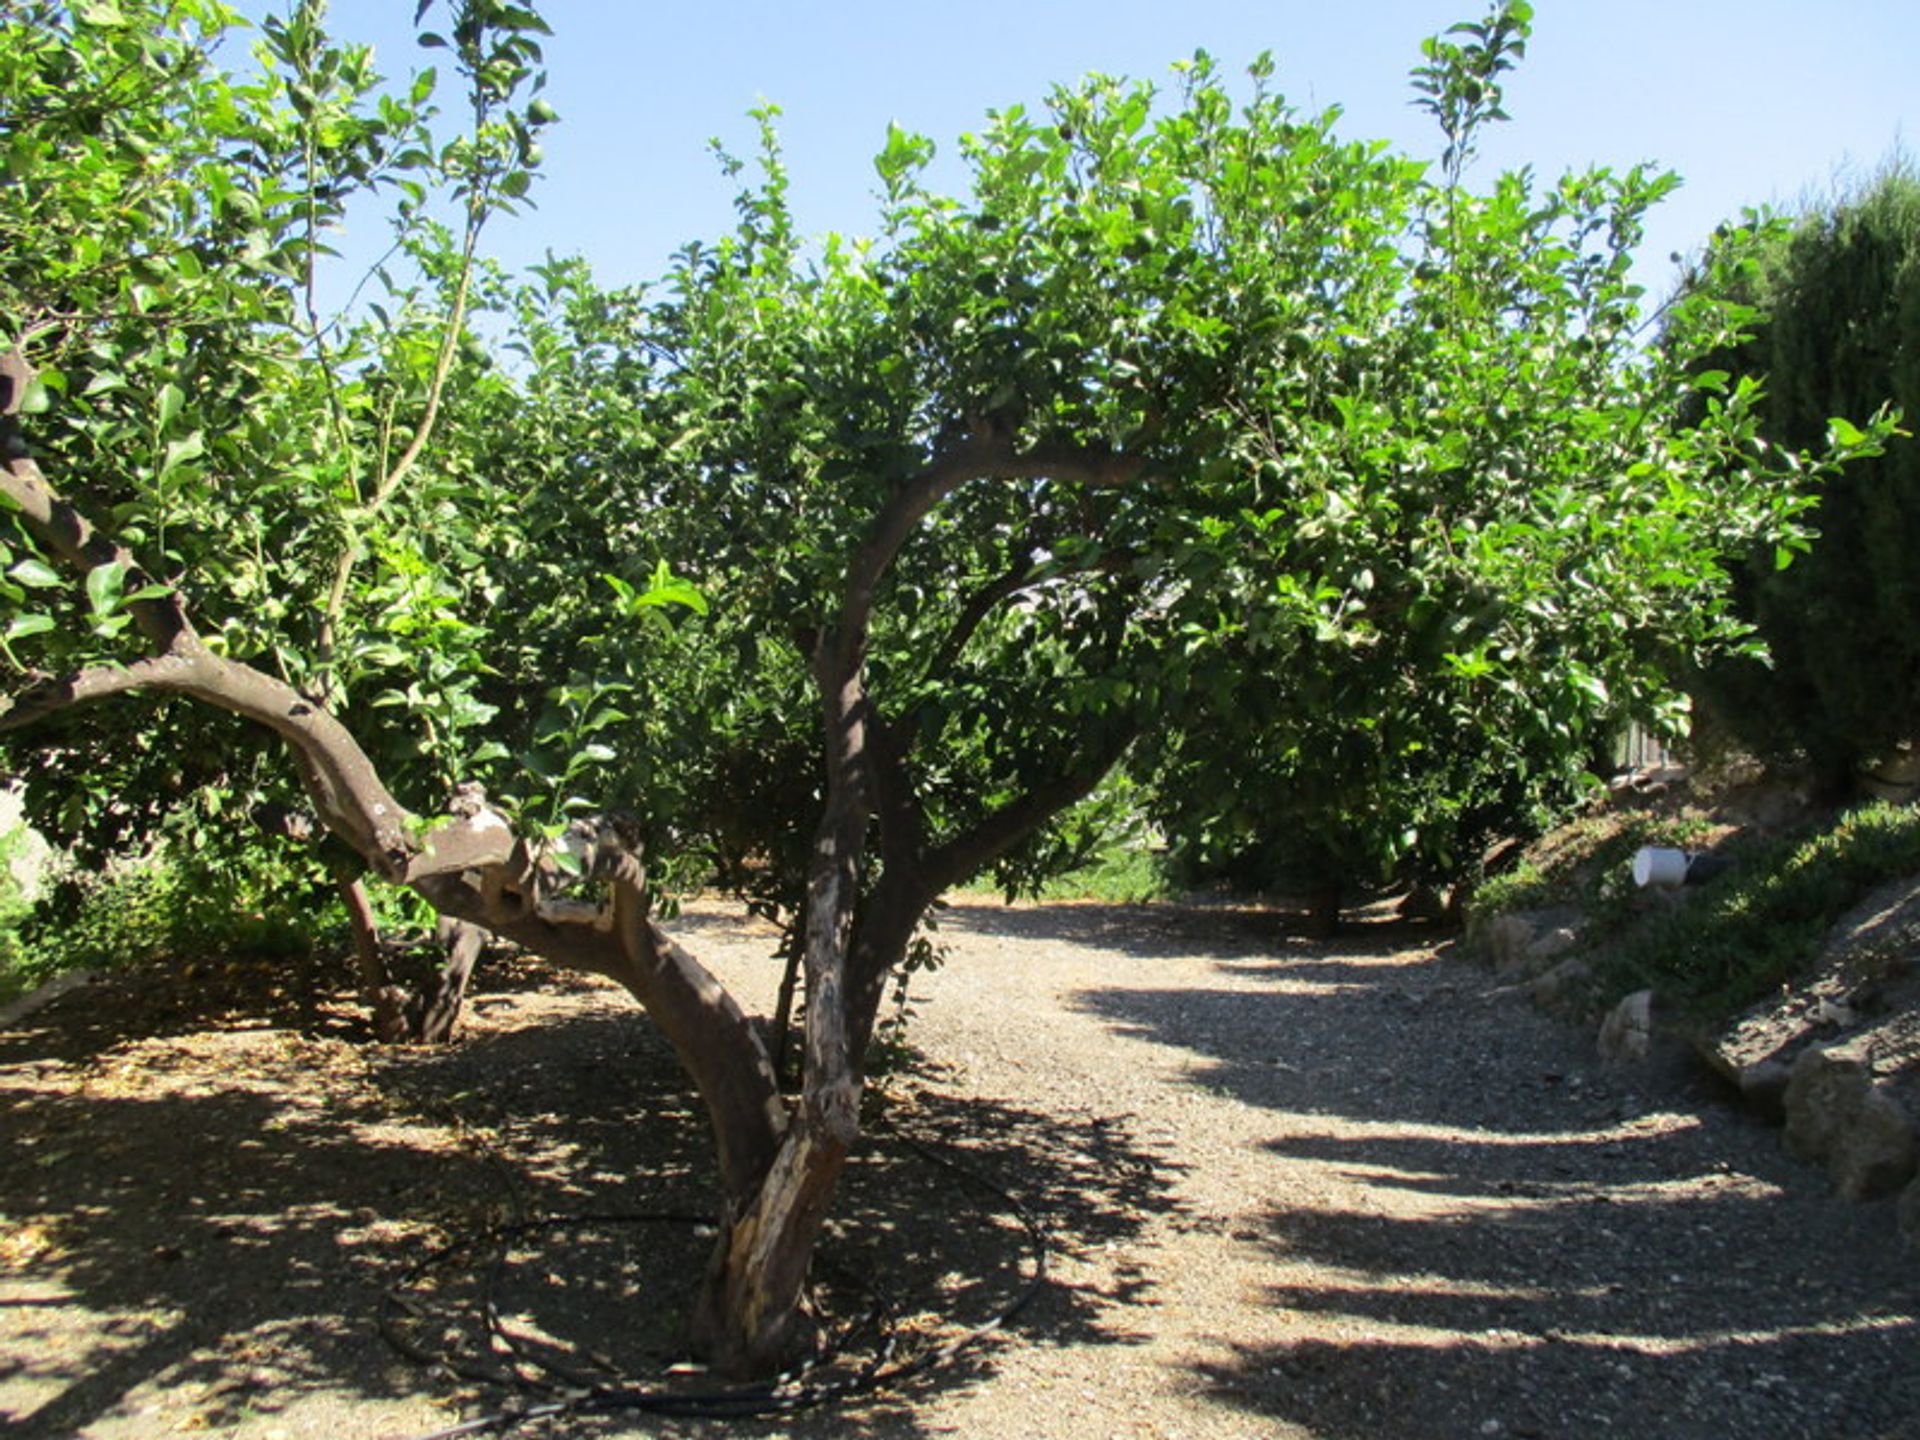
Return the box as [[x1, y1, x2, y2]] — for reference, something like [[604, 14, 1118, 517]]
[[1701, 872, 1920, 1125], [1598, 989, 1657, 1063], [1783, 1046, 1871, 1166], [1477, 908, 1582, 977], [1834, 1088, 1919, 1201], [1480, 913, 1540, 973], [1900, 1174, 1920, 1248], [1528, 956, 1592, 1008], [1525, 924, 1580, 967], [1783, 1046, 1918, 1201]]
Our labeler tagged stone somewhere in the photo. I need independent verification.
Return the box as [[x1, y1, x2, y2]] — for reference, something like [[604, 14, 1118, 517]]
[[1736, 1059, 1794, 1125], [1481, 913, 1540, 973], [1900, 1174, 1920, 1248], [1831, 1088, 1918, 1201], [1524, 925, 1580, 966], [1598, 989, 1657, 1063], [1528, 957, 1592, 1007], [1783, 1046, 1870, 1167], [1782, 1045, 1919, 1199]]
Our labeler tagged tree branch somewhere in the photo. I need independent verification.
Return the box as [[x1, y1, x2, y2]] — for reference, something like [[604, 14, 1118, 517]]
[[836, 432, 1149, 670], [922, 721, 1142, 897], [923, 544, 1148, 691], [0, 655, 193, 730]]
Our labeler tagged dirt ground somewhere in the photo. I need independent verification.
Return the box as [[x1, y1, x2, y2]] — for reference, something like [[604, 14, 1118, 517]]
[[2, 898, 1916, 1440]]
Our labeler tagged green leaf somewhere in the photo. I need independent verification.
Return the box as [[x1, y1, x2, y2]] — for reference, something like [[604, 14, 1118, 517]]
[[86, 562, 126, 616], [8, 559, 62, 589], [158, 431, 205, 479], [156, 382, 185, 432], [4, 614, 54, 642]]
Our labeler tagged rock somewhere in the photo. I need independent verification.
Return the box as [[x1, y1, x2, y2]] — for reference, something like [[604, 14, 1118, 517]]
[[1737, 1059, 1794, 1125], [1827, 873, 1920, 972], [1859, 744, 1920, 804], [1832, 1088, 1917, 1201], [1812, 997, 1857, 1028], [1783, 1046, 1870, 1167], [1476, 908, 1583, 977], [1900, 1174, 1920, 1247], [1783, 1045, 1919, 1199], [1524, 925, 1579, 966], [1528, 957, 1591, 1007], [1598, 990, 1657, 1062], [1482, 913, 1540, 973]]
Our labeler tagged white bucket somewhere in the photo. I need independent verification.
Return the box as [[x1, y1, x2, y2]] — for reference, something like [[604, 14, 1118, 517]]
[[1632, 846, 1690, 889]]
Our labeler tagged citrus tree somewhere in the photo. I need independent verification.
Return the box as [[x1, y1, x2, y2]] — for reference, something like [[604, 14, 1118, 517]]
[[0, 0, 1879, 1375]]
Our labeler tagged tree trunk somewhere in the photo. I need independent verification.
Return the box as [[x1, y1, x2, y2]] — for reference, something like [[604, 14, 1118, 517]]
[[1303, 868, 1343, 940], [690, 1109, 852, 1374], [410, 917, 484, 1043], [336, 873, 412, 1042], [767, 922, 805, 1088]]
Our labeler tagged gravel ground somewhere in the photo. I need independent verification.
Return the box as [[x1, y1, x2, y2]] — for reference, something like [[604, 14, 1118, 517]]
[[1, 897, 1916, 1440]]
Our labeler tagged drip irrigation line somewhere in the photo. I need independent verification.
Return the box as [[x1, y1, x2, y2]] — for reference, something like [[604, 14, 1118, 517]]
[[380, 1115, 1051, 1440]]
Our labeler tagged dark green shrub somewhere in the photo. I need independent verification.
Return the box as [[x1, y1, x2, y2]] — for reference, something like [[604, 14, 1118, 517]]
[[1687, 160, 1920, 787]]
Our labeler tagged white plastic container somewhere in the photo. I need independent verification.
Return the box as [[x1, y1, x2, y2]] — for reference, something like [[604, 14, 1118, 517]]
[[1631, 846, 1690, 889]]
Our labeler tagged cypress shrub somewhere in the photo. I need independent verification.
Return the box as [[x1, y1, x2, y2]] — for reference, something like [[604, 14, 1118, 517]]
[[1689, 159, 1920, 790]]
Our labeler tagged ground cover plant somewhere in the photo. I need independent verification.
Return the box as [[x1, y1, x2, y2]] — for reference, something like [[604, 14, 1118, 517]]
[[1601, 801, 1920, 1017], [0, 0, 1888, 1375]]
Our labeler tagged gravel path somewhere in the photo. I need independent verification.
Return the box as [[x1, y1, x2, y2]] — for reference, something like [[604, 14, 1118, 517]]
[[2, 898, 1916, 1439]]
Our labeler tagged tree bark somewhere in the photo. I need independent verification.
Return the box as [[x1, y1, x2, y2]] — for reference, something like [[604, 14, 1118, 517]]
[[411, 917, 484, 1043], [336, 872, 412, 1043], [767, 921, 805, 1088], [689, 1109, 851, 1373]]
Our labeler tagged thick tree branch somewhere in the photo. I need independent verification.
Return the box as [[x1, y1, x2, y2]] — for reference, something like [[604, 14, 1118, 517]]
[[836, 432, 1148, 670], [415, 839, 788, 1196], [923, 721, 1142, 899], [1, 440, 193, 656], [803, 429, 1151, 1084], [0, 655, 192, 730]]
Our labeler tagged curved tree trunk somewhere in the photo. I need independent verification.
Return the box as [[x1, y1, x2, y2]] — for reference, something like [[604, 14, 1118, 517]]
[[1, 399, 1154, 1381]]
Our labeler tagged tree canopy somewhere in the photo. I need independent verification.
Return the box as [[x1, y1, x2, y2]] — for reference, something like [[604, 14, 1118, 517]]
[[0, 0, 1883, 1374]]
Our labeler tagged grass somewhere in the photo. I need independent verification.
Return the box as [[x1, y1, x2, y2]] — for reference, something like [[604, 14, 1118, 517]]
[[1599, 801, 1920, 1018], [1034, 843, 1177, 904], [1474, 796, 1920, 1024], [1470, 808, 1715, 922]]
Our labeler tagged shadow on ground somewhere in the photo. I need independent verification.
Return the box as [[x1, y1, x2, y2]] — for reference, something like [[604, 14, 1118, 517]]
[[0, 936, 1179, 1439], [1059, 904, 1920, 1440]]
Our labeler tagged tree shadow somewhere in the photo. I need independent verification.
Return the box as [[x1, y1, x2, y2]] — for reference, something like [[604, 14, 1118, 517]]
[[1, 942, 1182, 1439], [939, 896, 1442, 962], [0, 1047, 501, 1436], [1066, 927, 1920, 1440]]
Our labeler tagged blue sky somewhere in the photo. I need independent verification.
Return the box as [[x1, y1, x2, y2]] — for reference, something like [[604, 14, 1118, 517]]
[[238, 2, 1916, 304]]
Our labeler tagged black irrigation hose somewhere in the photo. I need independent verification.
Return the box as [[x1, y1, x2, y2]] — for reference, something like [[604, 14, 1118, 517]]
[[379, 1119, 1051, 1440]]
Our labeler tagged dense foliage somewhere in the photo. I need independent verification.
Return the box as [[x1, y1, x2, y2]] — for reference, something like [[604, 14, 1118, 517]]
[[1685, 163, 1918, 789], [0, 0, 1886, 1372]]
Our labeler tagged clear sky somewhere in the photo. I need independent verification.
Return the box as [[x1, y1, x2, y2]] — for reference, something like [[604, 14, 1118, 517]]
[[235, 1, 1916, 304]]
